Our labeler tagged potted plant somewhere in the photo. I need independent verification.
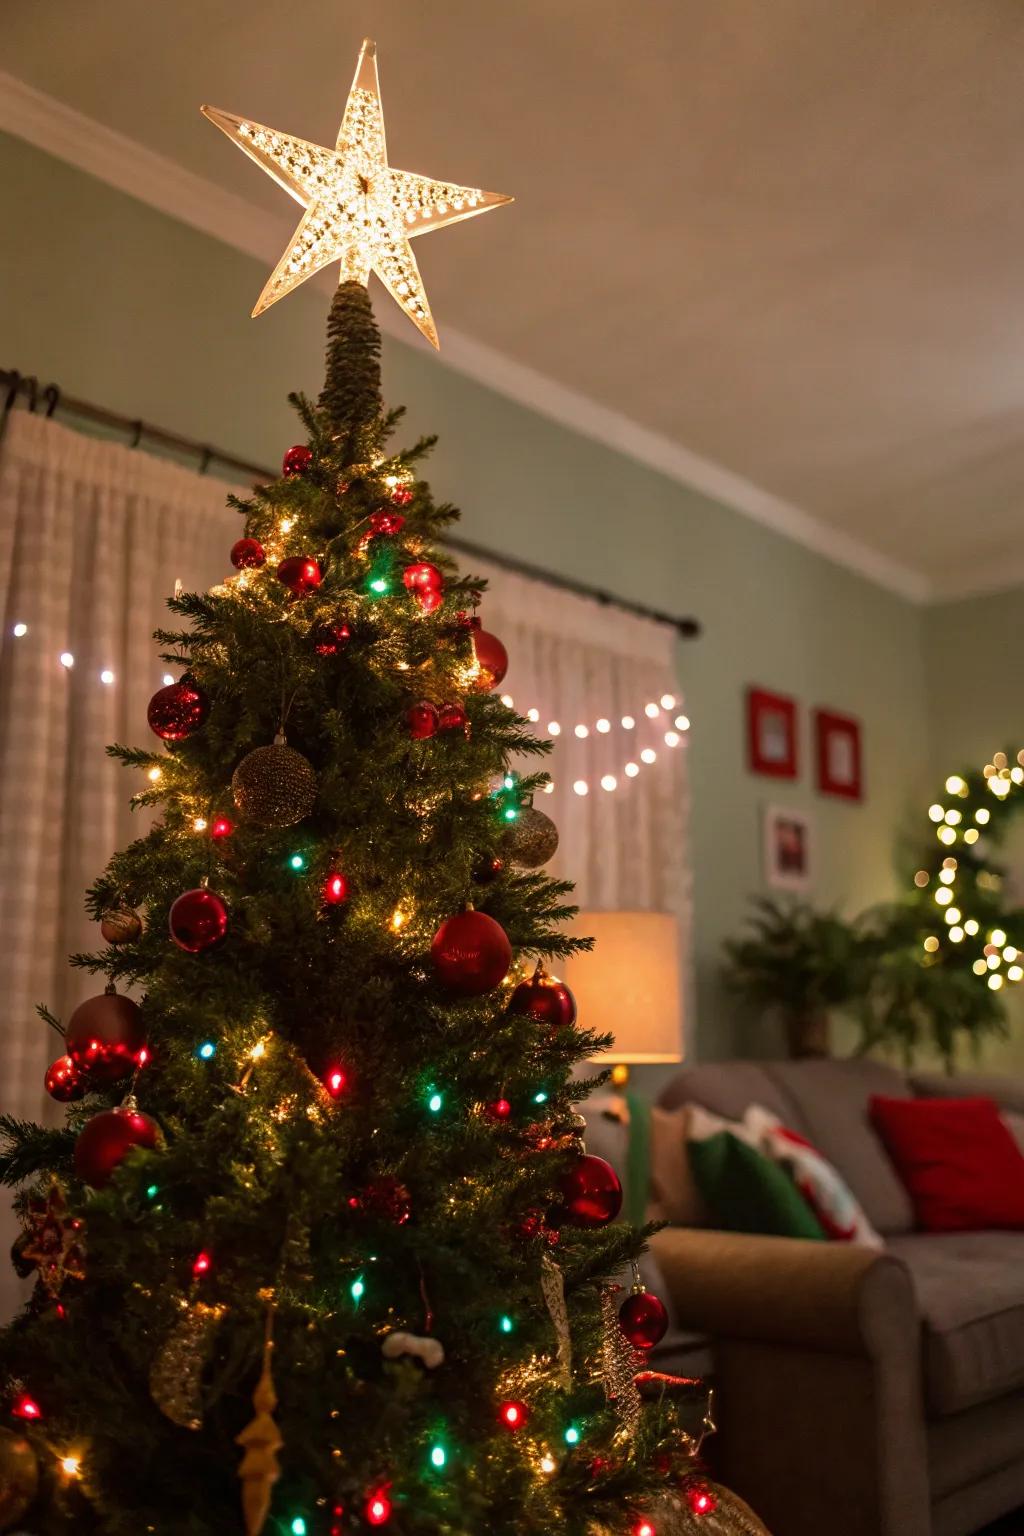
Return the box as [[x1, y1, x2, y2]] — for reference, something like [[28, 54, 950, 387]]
[[723, 896, 872, 1058]]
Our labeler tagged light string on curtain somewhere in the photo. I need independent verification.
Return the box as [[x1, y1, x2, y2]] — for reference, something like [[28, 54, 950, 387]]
[[8, 626, 184, 691]]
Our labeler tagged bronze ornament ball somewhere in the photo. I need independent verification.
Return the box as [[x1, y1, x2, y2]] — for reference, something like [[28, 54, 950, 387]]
[[507, 804, 559, 869], [100, 906, 143, 944], [232, 738, 318, 827], [0, 1428, 39, 1530]]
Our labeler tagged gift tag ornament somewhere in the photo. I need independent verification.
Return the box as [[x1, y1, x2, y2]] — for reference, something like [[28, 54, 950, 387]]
[[147, 679, 210, 741], [232, 733, 318, 827], [65, 987, 146, 1084]]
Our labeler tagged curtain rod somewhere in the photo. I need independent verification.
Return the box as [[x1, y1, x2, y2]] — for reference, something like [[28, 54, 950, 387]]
[[0, 368, 701, 638]]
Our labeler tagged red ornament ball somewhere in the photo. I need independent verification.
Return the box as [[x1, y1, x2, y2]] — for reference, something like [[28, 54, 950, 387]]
[[471, 623, 508, 691], [323, 871, 349, 906], [515, 1208, 559, 1246], [44, 1055, 86, 1103], [369, 509, 406, 537], [437, 701, 469, 735], [618, 1288, 669, 1350], [415, 585, 444, 615], [402, 561, 441, 592], [277, 556, 322, 597], [230, 537, 266, 570], [169, 888, 228, 953], [359, 1177, 412, 1226], [390, 484, 414, 507], [407, 701, 439, 740], [66, 991, 146, 1085], [557, 1154, 623, 1228], [431, 910, 512, 996], [147, 680, 209, 742], [509, 971, 577, 1029], [311, 620, 352, 655], [74, 1106, 161, 1188], [473, 853, 505, 884], [282, 444, 313, 478]]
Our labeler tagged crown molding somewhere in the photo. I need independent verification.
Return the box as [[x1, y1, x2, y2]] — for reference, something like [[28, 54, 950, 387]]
[[0, 69, 933, 603]]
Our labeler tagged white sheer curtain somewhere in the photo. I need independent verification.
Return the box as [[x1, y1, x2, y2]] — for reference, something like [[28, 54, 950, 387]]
[[0, 413, 690, 1315], [0, 412, 239, 1312]]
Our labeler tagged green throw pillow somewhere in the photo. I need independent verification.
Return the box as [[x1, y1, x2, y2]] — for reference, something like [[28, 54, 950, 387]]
[[689, 1130, 826, 1240]]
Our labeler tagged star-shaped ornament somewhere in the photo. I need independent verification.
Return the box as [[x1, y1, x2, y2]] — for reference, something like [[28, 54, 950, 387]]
[[202, 38, 511, 346]]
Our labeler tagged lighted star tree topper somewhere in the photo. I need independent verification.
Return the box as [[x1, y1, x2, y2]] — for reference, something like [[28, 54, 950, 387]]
[[202, 37, 512, 346]]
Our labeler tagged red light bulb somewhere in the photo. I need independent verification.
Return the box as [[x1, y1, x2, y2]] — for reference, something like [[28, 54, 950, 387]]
[[686, 1484, 717, 1517], [211, 815, 233, 840], [325, 1068, 347, 1098], [12, 1394, 41, 1420], [499, 1400, 529, 1430], [365, 1488, 392, 1526], [634, 1522, 656, 1536], [323, 871, 349, 905], [192, 1251, 212, 1278], [487, 1098, 512, 1121]]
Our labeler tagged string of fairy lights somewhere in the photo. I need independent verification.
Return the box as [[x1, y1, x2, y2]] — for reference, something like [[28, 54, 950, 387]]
[[7, 626, 691, 800]]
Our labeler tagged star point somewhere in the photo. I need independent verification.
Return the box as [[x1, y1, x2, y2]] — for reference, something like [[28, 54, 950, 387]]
[[202, 38, 512, 347]]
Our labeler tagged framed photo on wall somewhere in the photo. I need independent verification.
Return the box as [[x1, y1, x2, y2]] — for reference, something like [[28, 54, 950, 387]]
[[815, 709, 863, 800], [763, 804, 815, 892], [747, 687, 798, 779]]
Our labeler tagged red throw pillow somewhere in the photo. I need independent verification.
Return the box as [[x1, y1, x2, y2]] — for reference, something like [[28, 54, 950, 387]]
[[870, 1095, 1024, 1232]]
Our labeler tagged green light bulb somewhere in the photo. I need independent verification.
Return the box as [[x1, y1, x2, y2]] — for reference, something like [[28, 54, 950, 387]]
[[430, 1444, 447, 1469], [369, 576, 389, 594], [427, 1090, 443, 1114], [350, 1277, 365, 1303], [533, 1091, 548, 1105], [289, 853, 305, 871], [499, 1314, 514, 1334], [564, 1425, 580, 1445], [291, 1521, 307, 1536], [146, 1184, 159, 1200]]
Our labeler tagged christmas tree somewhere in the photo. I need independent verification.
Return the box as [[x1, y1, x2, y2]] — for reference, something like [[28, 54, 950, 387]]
[[0, 42, 734, 1536]]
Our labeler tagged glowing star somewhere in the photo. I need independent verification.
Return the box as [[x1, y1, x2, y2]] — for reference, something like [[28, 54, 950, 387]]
[[202, 38, 512, 345]]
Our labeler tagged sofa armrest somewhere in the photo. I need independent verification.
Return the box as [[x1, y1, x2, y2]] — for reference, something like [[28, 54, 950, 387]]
[[649, 1226, 917, 1354], [649, 1227, 929, 1536]]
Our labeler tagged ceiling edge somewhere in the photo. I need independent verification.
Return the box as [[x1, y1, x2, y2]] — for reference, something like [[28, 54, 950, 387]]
[[0, 69, 933, 605]]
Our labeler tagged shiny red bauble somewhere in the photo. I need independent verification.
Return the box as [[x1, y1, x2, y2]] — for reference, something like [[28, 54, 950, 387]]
[[169, 888, 229, 953], [311, 620, 352, 655], [368, 509, 405, 537], [415, 586, 444, 614], [557, 1154, 623, 1228], [44, 1055, 86, 1103], [147, 680, 210, 741], [471, 621, 508, 691], [74, 1106, 162, 1188], [66, 991, 146, 1084], [282, 444, 313, 477], [230, 537, 266, 570], [277, 556, 322, 597], [437, 701, 469, 735], [390, 485, 414, 507], [407, 701, 439, 740], [509, 971, 577, 1028], [618, 1288, 669, 1350], [431, 910, 512, 996], [402, 561, 442, 593]]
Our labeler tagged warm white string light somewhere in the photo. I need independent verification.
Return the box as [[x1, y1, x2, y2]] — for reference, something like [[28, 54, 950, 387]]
[[499, 692, 689, 740]]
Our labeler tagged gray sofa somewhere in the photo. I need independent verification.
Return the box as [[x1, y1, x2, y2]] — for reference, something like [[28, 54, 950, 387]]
[[646, 1057, 1024, 1536]]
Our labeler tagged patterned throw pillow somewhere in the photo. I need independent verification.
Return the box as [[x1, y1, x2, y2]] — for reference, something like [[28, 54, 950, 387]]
[[745, 1105, 883, 1248]]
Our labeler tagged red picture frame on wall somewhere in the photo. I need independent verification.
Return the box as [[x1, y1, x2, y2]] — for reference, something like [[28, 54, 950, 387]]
[[747, 688, 798, 779], [815, 709, 863, 801]]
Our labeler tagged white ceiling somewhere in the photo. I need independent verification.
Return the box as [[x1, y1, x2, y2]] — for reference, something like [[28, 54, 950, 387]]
[[4, 0, 1024, 601]]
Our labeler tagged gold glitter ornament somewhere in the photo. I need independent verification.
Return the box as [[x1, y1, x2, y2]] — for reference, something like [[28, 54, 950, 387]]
[[202, 39, 511, 345], [237, 1305, 282, 1536], [0, 1429, 38, 1531], [507, 801, 559, 869], [600, 1286, 642, 1432], [232, 733, 317, 828], [150, 1301, 226, 1430], [100, 906, 143, 944], [540, 1253, 571, 1388]]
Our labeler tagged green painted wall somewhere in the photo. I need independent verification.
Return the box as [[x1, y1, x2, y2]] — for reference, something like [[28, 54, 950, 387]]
[[0, 132, 932, 1071]]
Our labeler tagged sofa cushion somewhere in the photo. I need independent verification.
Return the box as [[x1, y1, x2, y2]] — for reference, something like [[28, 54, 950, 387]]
[[759, 1059, 916, 1234], [887, 1232, 1024, 1415], [648, 1105, 708, 1227], [688, 1122, 827, 1240], [871, 1095, 1024, 1232]]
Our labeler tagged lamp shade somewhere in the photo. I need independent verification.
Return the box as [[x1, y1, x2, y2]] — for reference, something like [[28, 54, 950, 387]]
[[562, 911, 683, 1064]]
